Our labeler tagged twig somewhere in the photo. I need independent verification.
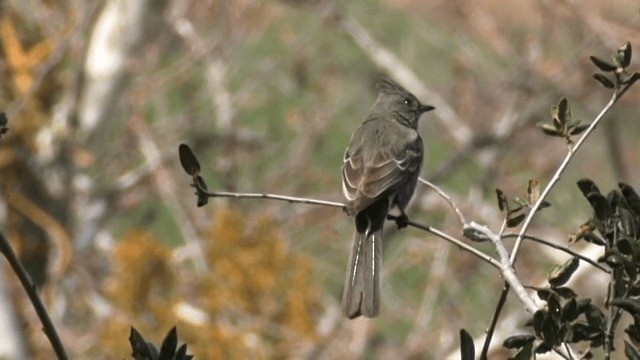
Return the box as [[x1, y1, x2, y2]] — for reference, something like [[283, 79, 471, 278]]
[[480, 282, 510, 360], [502, 233, 609, 273], [393, 216, 500, 269], [200, 188, 346, 209], [196, 183, 499, 268], [418, 177, 466, 226], [0, 230, 67, 359]]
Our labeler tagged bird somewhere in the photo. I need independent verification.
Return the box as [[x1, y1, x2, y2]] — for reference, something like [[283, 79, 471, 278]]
[[341, 78, 434, 319]]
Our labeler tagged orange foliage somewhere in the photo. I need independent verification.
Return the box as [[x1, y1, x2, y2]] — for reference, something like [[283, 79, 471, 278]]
[[100, 208, 321, 358]]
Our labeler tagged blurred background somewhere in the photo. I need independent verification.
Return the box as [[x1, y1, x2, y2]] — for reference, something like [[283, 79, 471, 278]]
[[0, 0, 638, 358]]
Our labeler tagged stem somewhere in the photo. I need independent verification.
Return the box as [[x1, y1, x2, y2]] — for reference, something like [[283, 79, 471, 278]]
[[480, 282, 510, 360], [0, 230, 67, 359], [502, 233, 609, 273], [510, 78, 636, 264], [418, 177, 466, 226]]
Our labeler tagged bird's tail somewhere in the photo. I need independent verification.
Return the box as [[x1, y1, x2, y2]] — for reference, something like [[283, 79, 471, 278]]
[[341, 227, 382, 319]]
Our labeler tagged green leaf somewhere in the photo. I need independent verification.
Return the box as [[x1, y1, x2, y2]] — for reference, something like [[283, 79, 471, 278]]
[[590, 55, 617, 72], [178, 143, 201, 176], [593, 73, 615, 88], [548, 257, 580, 287]]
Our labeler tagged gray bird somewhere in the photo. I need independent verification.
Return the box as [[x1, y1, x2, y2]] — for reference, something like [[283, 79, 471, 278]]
[[341, 78, 434, 318]]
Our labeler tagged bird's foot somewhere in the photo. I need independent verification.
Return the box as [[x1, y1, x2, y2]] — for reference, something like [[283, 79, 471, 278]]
[[395, 214, 409, 229]]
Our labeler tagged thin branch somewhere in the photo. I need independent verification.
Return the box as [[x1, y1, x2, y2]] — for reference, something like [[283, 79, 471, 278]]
[[502, 233, 609, 273], [0, 230, 67, 359], [387, 215, 501, 270], [195, 182, 499, 268], [464, 222, 538, 313], [199, 188, 346, 209], [418, 177, 466, 226]]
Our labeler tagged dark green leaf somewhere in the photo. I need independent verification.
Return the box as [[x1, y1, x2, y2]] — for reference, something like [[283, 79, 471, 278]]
[[548, 257, 580, 287], [610, 298, 640, 317], [623, 72, 640, 85], [587, 192, 613, 222], [507, 213, 526, 228], [503, 334, 535, 349], [537, 288, 554, 301], [603, 251, 625, 268], [459, 329, 475, 360], [555, 287, 577, 299], [130, 327, 159, 360], [569, 123, 590, 135], [557, 98, 569, 125], [616, 238, 634, 255], [534, 341, 552, 354], [496, 189, 508, 212], [179, 144, 201, 176], [561, 298, 578, 322], [620, 183, 640, 217], [577, 179, 601, 198], [593, 73, 615, 88], [585, 305, 605, 328], [625, 322, 640, 343], [159, 327, 178, 360], [538, 200, 552, 211], [195, 176, 209, 207], [511, 343, 534, 360], [541, 315, 560, 347], [537, 123, 563, 137], [590, 55, 617, 72], [533, 310, 546, 338]]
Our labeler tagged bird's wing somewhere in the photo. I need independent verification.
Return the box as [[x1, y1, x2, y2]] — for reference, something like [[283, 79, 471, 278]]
[[342, 134, 422, 213]]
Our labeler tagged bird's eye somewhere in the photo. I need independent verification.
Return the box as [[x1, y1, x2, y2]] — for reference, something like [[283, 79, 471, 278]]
[[403, 98, 413, 106]]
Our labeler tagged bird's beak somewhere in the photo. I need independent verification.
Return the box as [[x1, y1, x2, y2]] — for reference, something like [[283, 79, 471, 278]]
[[419, 104, 436, 113]]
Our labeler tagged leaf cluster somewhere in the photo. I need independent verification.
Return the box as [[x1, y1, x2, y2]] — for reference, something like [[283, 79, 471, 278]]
[[591, 42, 639, 89], [505, 179, 640, 358], [536, 98, 589, 144], [129, 326, 193, 360], [496, 180, 550, 229]]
